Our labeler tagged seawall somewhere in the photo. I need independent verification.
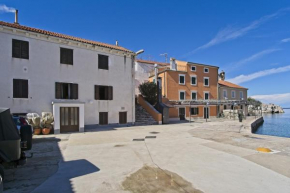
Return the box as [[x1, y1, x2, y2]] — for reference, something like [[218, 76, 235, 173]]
[[251, 117, 264, 133]]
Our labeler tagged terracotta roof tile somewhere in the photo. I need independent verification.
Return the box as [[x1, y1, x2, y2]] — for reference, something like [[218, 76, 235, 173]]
[[218, 80, 247, 89], [136, 59, 169, 66], [0, 21, 134, 53]]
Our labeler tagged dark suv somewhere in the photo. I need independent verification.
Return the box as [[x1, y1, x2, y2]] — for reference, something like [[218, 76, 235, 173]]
[[0, 108, 33, 192]]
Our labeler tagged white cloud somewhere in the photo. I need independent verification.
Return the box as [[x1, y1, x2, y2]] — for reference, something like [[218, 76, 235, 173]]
[[187, 7, 290, 54], [228, 65, 290, 84], [0, 5, 16, 13], [251, 93, 290, 106], [233, 49, 280, 67], [281, 38, 290, 43]]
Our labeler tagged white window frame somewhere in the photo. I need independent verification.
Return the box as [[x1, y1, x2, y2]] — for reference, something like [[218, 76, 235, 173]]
[[204, 77, 209, 87], [190, 75, 197, 86], [179, 74, 185, 85], [191, 65, 196, 72], [223, 90, 227, 98], [190, 107, 199, 116], [179, 90, 186, 100], [204, 91, 210, 100], [204, 68, 209, 73], [239, 91, 244, 99], [231, 90, 236, 98], [191, 91, 197, 100]]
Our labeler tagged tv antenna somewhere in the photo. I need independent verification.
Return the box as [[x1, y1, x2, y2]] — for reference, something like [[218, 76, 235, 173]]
[[160, 53, 168, 63]]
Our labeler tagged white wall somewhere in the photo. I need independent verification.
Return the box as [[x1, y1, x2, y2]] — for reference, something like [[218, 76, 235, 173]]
[[0, 29, 135, 126], [135, 61, 155, 94]]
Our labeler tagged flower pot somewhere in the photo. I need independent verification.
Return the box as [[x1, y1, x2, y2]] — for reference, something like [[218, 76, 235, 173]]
[[34, 128, 42, 135], [42, 128, 51, 135]]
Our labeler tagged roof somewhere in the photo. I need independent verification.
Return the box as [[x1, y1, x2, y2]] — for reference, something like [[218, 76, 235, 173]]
[[0, 21, 134, 53], [136, 59, 169, 66], [187, 61, 219, 68], [218, 80, 247, 89]]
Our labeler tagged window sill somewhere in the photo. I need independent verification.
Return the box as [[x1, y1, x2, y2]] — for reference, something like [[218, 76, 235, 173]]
[[179, 83, 186, 85], [12, 57, 29, 60], [191, 84, 197, 86], [60, 63, 73, 65]]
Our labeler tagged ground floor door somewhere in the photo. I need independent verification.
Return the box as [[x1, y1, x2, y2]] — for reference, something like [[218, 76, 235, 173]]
[[204, 107, 209, 119], [119, 112, 127, 124], [179, 107, 186, 120], [60, 107, 79, 133]]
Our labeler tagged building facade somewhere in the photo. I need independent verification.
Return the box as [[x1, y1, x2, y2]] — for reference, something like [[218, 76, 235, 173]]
[[0, 21, 136, 133], [218, 79, 248, 115], [149, 58, 219, 120], [135, 59, 168, 95]]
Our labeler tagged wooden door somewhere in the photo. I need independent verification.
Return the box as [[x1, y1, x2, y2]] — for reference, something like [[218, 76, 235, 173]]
[[119, 112, 127, 124], [99, 112, 108, 125], [60, 107, 79, 133], [204, 107, 209, 119]]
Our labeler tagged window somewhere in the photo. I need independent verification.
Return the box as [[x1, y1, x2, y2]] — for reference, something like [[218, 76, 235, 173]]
[[204, 68, 209, 73], [204, 92, 209, 100], [98, 54, 109, 70], [99, 112, 108, 125], [223, 90, 227, 98], [190, 107, 199, 115], [224, 105, 227, 110], [179, 74, 185, 85], [12, 39, 29, 59], [191, 76, 197, 85], [191, 91, 197, 100], [119, 112, 127, 124], [240, 91, 244, 99], [179, 91, 185, 100], [204, 77, 209, 86], [231, 90, 236, 98], [191, 66, 196, 71], [95, 85, 113, 100], [60, 48, 73, 65], [55, 82, 78, 99], [13, 79, 28, 98]]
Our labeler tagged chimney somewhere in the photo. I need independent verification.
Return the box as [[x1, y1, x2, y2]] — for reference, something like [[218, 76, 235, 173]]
[[170, 57, 176, 70], [14, 10, 19, 24], [116, 40, 119, 46], [219, 71, 225, 80]]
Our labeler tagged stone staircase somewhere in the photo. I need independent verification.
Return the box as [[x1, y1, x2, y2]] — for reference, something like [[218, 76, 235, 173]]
[[135, 104, 158, 125]]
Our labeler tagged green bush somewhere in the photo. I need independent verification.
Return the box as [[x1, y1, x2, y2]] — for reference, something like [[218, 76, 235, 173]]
[[139, 82, 157, 105], [247, 97, 262, 107]]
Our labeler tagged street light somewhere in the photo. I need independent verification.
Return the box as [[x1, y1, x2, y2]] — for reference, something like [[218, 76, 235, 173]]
[[135, 49, 144, 56], [206, 102, 209, 122]]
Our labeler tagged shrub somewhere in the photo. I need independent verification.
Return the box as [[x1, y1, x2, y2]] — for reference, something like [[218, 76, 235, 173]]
[[247, 97, 262, 107], [139, 82, 157, 105]]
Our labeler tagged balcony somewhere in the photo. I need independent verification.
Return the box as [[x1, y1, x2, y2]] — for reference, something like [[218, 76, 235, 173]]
[[149, 65, 187, 77]]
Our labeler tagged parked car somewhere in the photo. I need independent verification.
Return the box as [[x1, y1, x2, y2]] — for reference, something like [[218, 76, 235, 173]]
[[0, 108, 33, 192], [12, 116, 33, 134]]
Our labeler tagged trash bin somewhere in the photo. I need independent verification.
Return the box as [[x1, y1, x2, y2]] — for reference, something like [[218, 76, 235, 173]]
[[238, 114, 243, 122]]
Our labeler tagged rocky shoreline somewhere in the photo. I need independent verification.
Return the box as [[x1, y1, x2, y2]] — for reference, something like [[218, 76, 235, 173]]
[[262, 103, 284, 113]]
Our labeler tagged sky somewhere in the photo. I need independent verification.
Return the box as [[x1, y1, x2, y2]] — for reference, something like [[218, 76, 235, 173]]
[[1, 0, 290, 107]]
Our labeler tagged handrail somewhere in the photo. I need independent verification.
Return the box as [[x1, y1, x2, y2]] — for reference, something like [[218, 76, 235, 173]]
[[137, 95, 162, 124]]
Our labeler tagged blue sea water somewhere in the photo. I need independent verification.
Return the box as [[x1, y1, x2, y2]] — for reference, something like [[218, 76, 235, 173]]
[[255, 109, 290, 138]]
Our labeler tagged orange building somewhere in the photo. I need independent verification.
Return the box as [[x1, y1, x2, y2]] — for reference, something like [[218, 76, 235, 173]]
[[149, 58, 219, 120]]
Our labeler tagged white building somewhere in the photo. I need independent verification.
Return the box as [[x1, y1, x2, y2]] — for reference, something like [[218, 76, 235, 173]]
[[0, 20, 136, 133], [135, 59, 169, 94]]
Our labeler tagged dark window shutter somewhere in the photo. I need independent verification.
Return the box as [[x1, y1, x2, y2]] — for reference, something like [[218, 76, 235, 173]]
[[108, 86, 113, 100], [12, 39, 21, 58], [68, 49, 73, 65], [71, 84, 78, 99], [21, 41, 29, 59], [55, 82, 62, 99], [13, 79, 20, 98], [98, 54, 109, 70], [60, 48, 73, 65], [22, 80, 28, 98], [95, 85, 100, 100], [60, 48, 64, 63]]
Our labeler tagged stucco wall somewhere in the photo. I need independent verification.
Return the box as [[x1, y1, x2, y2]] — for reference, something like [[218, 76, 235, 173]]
[[0, 30, 135, 126]]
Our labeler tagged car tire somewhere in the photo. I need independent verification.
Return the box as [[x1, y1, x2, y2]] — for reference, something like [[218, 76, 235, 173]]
[[0, 164, 4, 193]]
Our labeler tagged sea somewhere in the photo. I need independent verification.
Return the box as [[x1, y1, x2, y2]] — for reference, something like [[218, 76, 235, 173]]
[[255, 109, 290, 138]]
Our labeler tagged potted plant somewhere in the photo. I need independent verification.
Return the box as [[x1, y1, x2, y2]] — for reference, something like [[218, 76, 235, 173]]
[[33, 127, 41, 135]]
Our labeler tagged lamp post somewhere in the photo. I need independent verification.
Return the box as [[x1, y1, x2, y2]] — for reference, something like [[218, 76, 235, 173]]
[[206, 102, 209, 122]]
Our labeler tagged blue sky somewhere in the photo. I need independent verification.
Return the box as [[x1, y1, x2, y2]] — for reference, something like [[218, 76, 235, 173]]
[[1, 0, 290, 107]]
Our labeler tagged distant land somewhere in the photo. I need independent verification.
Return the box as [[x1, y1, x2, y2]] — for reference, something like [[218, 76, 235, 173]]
[[283, 108, 290, 109]]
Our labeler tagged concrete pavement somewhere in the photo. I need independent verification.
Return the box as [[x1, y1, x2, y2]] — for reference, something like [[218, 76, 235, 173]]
[[32, 120, 290, 193]]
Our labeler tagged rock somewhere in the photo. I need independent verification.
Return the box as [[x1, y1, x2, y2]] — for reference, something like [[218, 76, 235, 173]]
[[262, 103, 284, 114]]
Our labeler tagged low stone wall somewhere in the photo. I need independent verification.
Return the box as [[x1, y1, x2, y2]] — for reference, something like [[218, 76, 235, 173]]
[[251, 117, 264, 133]]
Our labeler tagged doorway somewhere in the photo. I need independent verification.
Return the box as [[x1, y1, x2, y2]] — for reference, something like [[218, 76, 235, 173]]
[[60, 107, 79, 133]]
